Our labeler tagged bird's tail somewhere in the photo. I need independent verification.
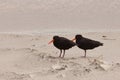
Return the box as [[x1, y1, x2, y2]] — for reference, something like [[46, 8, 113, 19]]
[[100, 43, 103, 46]]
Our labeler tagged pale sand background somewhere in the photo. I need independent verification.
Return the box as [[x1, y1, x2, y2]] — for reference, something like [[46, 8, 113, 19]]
[[0, 0, 120, 80], [0, 32, 120, 80]]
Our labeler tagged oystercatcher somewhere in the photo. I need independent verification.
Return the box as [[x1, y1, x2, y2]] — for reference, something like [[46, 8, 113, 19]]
[[72, 34, 103, 57], [49, 36, 76, 58]]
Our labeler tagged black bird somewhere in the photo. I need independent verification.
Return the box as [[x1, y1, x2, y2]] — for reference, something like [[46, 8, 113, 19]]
[[48, 36, 76, 58], [72, 34, 103, 57]]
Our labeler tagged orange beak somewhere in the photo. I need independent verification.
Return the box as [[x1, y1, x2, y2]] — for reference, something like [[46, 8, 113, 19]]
[[72, 38, 76, 42], [48, 39, 54, 44]]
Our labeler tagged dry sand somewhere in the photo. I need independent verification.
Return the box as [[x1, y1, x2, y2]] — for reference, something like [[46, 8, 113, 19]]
[[0, 31, 120, 80]]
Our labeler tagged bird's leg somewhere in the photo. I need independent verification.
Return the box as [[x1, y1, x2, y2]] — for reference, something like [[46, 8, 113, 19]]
[[62, 50, 65, 58], [84, 50, 86, 58], [59, 50, 62, 57]]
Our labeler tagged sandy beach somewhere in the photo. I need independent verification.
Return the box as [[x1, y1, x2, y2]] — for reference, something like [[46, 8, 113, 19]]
[[0, 31, 120, 80]]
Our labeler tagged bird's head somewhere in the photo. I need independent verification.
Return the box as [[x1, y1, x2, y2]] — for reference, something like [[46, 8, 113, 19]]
[[75, 35, 82, 39], [72, 34, 82, 41], [48, 36, 59, 44], [53, 36, 59, 40]]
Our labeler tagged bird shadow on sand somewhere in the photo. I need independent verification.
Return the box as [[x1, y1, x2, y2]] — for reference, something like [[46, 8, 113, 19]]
[[46, 56, 81, 61]]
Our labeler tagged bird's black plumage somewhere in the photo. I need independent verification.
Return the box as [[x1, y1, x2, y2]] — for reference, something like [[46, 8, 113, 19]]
[[52, 36, 76, 57], [75, 34, 103, 57]]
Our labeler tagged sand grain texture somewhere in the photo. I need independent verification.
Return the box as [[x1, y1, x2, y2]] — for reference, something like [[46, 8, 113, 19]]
[[0, 32, 120, 80]]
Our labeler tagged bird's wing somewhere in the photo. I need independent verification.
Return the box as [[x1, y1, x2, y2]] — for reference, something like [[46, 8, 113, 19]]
[[60, 37, 76, 46], [83, 38, 102, 46]]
